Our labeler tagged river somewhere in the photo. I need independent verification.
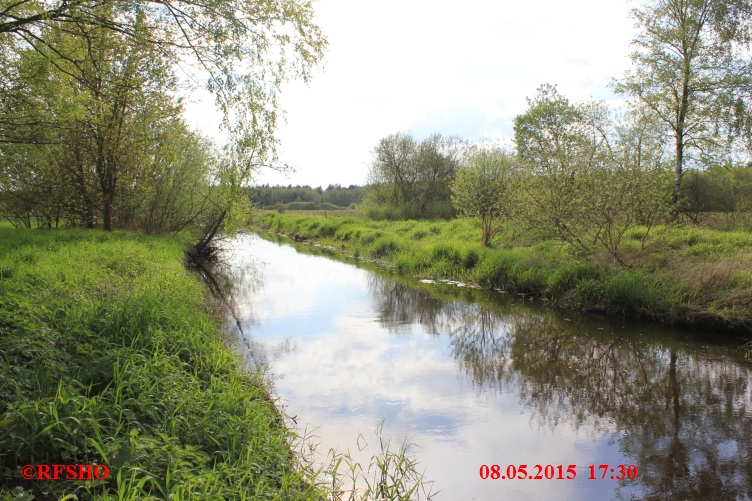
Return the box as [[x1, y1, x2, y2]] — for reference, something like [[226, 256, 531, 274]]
[[207, 233, 751, 500]]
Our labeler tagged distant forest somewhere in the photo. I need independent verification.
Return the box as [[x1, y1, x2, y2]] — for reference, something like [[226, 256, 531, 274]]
[[249, 184, 364, 210]]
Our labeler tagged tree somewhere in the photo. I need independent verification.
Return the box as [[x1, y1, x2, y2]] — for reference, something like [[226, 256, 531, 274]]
[[412, 133, 465, 216], [614, 0, 752, 206], [514, 85, 670, 266], [0, 12, 228, 234], [578, 112, 671, 267], [367, 132, 416, 212], [514, 84, 608, 252], [365, 132, 465, 219], [120, 123, 217, 234], [1, 0, 326, 155], [39, 8, 183, 231], [451, 147, 518, 247]]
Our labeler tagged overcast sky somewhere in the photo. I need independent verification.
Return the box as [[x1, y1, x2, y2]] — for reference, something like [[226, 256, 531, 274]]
[[185, 0, 638, 188]]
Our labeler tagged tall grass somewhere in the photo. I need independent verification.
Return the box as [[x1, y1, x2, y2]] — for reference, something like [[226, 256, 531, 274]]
[[0, 226, 437, 500], [256, 213, 752, 333], [0, 227, 325, 500], [323, 422, 436, 501]]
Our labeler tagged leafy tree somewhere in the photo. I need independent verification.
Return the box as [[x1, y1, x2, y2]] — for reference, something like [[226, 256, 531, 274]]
[[120, 123, 217, 234], [614, 0, 752, 206], [514, 84, 609, 252], [366, 132, 465, 219], [578, 112, 671, 267], [412, 134, 465, 216], [1, 0, 326, 240], [0, 12, 226, 235], [0, 0, 327, 156], [515, 85, 671, 266], [44, 8, 181, 231], [451, 147, 518, 247], [367, 131, 416, 212], [681, 163, 752, 224]]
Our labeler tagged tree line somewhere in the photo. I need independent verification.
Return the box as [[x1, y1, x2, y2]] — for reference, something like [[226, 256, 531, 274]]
[[0, 0, 326, 238], [250, 184, 364, 210], [364, 0, 752, 265]]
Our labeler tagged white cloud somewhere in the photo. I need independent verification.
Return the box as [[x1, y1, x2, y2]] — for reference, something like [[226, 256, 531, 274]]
[[184, 0, 636, 187]]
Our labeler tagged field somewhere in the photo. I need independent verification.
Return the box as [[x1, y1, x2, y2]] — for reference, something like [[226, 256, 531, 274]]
[[256, 213, 752, 334], [259, 208, 357, 217]]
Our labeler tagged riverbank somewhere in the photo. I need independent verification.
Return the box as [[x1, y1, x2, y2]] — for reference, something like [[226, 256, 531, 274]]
[[0, 227, 323, 500], [255, 213, 752, 335]]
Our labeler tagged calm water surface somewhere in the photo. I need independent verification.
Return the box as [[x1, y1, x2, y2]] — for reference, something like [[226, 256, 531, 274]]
[[210, 233, 751, 501]]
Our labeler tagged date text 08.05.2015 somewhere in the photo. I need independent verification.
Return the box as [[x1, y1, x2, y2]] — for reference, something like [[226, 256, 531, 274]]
[[479, 464, 639, 481]]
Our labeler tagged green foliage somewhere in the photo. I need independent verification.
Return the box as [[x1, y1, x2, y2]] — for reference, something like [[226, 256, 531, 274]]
[[257, 213, 752, 331], [613, 0, 752, 204], [546, 263, 602, 292], [575, 269, 660, 315], [364, 132, 466, 219], [514, 86, 671, 267], [265, 201, 349, 211], [252, 184, 364, 209], [1, 0, 327, 168], [680, 164, 752, 225], [0, 11, 226, 236], [451, 147, 518, 246], [0, 228, 325, 500], [1, 0, 328, 239], [513, 84, 603, 250]]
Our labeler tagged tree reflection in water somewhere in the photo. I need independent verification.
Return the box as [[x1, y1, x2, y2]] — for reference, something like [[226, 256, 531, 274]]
[[366, 273, 752, 500], [198, 243, 271, 369]]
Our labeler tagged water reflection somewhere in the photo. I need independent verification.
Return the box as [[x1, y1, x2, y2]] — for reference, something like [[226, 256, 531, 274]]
[[215, 234, 751, 500], [367, 273, 752, 499]]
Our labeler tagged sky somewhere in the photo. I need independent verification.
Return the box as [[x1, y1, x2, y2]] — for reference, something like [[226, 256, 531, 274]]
[[184, 0, 638, 188]]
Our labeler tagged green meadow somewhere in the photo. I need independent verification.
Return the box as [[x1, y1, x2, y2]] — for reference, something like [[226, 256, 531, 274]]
[[0, 226, 324, 500], [257, 213, 752, 334]]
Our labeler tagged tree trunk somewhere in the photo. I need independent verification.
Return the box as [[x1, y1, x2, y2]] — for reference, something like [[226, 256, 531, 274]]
[[481, 220, 490, 247], [192, 209, 227, 259], [103, 195, 113, 231], [673, 131, 684, 206], [86, 202, 96, 229]]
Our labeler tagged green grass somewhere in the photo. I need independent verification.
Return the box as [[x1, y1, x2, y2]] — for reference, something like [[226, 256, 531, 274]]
[[255, 213, 752, 333], [0, 227, 325, 500]]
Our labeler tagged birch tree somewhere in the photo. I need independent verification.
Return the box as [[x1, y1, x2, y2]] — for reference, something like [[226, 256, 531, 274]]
[[614, 0, 752, 205]]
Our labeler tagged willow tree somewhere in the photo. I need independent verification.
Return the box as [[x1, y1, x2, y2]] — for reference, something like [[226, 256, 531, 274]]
[[513, 84, 607, 253], [614, 0, 752, 206], [514, 85, 670, 265], [451, 148, 518, 247]]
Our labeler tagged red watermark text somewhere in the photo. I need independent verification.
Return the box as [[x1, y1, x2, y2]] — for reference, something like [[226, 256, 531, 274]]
[[20, 463, 109, 481]]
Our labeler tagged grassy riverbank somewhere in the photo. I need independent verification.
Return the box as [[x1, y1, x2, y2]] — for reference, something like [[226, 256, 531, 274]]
[[0, 227, 323, 500], [256, 213, 752, 334]]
